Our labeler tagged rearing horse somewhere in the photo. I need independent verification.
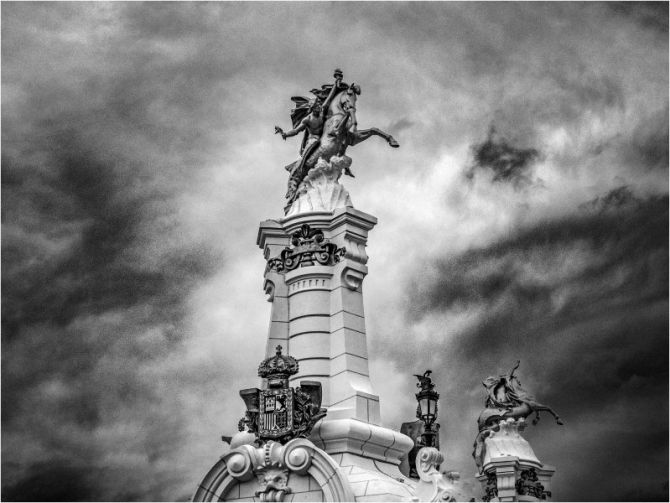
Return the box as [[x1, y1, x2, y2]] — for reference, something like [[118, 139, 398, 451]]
[[477, 360, 563, 430], [285, 84, 398, 203], [473, 361, 563, 470]]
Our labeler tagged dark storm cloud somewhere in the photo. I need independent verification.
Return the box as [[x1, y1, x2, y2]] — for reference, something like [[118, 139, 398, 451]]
[[466, 126, 540, 187], [2, 3, 229, 500], [2, 131, 215, 337], [397, 190, 668, 500], [413, 189, 666, 322], [624, 107, 669, 171], [608, 2, 669, 33], [580, 185, 640, 212]]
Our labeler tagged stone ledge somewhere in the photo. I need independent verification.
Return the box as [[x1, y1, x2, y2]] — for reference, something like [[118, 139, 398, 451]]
[[311, 419, 413, 466]]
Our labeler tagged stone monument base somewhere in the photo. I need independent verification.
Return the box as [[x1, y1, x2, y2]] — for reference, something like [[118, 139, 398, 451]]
[[193, 434, 476, 502], [476, 419, 555, 502]]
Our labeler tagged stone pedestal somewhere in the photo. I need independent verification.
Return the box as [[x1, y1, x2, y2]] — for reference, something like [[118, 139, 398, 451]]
[[258, 208, 379, 423], [257, 207, 415, 501], [476, 419, 555, 502], [196, 185, 477, 501]]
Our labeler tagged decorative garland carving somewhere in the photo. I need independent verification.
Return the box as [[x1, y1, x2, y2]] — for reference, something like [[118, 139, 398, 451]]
[[516, 467, 549, 500], [482, 471, 498, 502], [267, 224, 345, 272]]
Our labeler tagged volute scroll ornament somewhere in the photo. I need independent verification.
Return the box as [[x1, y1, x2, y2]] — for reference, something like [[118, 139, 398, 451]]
[[412, 447, 467, 502], [222, 439, 315, 502]]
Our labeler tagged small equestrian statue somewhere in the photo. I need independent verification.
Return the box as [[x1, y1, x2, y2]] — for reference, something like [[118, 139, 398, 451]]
[[275, 69, 399, 207], [473, 361, 563, 470]]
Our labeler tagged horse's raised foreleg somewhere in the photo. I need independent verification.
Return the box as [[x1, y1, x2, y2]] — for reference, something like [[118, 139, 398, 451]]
[[349, 128, 400, 148], [532, 404, 564, 425], [532, 411, 541, 425]]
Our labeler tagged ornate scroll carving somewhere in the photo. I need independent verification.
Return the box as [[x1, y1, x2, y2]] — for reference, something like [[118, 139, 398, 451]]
[[223, 440, 311, 502], [264, 279, 275, 302], [267, 224, 345, 273], [341, 266, 364, 290], [193, 437, 355, 501], [413, 447, 466, 502]]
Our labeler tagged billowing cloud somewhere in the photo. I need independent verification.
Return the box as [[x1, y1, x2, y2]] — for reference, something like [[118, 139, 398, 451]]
[[2, 2, 667, 502]]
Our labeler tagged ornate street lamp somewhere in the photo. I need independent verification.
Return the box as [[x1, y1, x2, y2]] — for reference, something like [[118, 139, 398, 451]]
[[415, 370, 440, 449]]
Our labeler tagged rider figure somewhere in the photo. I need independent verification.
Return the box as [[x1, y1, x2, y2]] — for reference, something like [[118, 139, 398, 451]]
[[276, 100, 325, 158]]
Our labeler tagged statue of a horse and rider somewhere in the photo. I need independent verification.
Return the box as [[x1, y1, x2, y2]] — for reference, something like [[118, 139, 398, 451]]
[[275, 69, 399, 208], [473, 361, 563, 470]]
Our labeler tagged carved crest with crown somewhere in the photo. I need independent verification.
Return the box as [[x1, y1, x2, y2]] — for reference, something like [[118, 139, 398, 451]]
[[238, 346, 326, 445]]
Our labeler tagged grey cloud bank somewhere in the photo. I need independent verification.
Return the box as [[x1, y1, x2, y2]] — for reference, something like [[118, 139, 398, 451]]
[[2, 2, 667, 501]]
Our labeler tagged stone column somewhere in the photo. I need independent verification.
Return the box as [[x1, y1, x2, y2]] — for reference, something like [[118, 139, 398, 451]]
[[257, 207, 413, 471], [258, 207, 378, 422]]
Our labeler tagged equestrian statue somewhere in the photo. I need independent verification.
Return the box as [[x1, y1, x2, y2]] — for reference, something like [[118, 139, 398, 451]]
[[473, 361, 563, 470], [275, 69, 399, 209]]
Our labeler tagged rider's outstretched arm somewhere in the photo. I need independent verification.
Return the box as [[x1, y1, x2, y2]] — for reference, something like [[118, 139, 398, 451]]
[[281, 121, 306, 140]]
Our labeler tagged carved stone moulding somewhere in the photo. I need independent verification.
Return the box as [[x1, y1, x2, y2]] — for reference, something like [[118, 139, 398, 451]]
[[341, 265, 366, 290]]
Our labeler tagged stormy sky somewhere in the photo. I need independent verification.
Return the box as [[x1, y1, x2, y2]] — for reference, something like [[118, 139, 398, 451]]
[[1, 2, 667, 501]]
